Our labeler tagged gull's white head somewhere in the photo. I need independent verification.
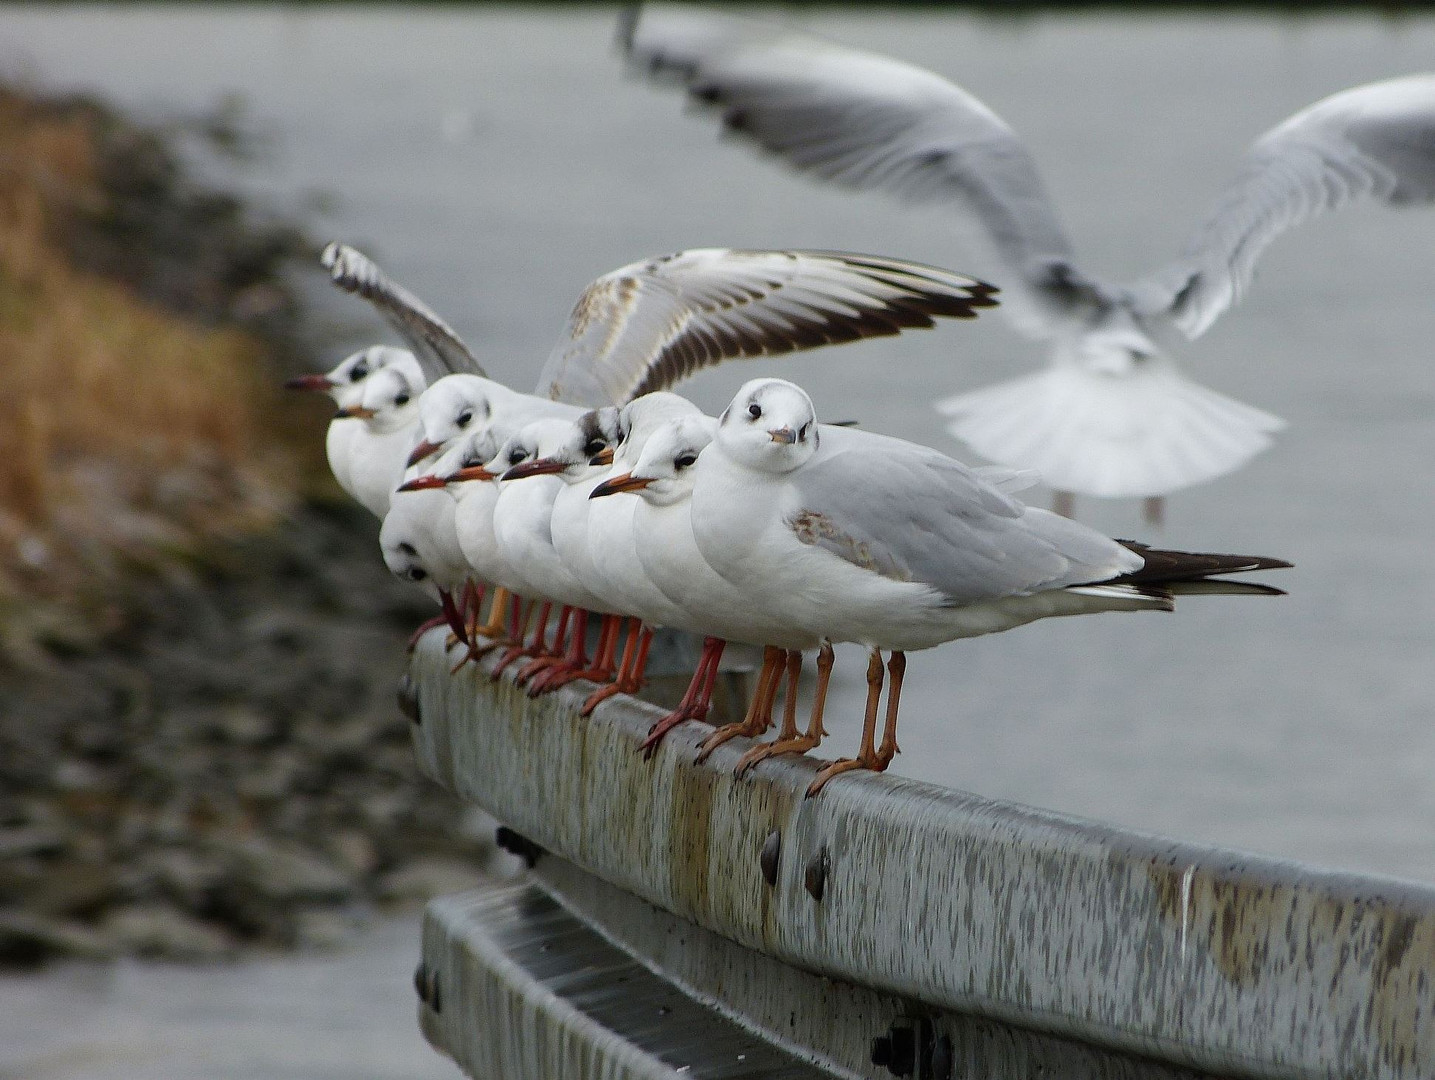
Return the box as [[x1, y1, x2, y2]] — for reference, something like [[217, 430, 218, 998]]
[[340, 363, 423, 434], [614, 392, 702, 469], [409, 373, 524, 469], [379, 513, 439, 602], [495, 409, 621, 485], [285, 345, 420, 410], [610, 414, 716, 507], [716, 378, 818, 473]]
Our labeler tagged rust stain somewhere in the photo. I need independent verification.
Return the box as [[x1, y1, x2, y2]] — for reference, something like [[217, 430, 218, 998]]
[[1367, 908, 1435, 1071], [667, 754, 717, 921]]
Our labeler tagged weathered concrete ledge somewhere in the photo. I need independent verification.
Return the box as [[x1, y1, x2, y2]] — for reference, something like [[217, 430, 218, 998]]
[[408, 632, 1434, 1079]]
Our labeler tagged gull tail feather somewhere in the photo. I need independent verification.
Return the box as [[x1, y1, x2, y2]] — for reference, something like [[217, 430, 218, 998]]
[[1107, 542, 1291, 597], [935, 363, 1285, 499]]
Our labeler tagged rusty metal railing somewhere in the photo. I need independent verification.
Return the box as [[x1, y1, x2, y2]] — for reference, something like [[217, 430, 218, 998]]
[[404, 631, 1434, 1080]]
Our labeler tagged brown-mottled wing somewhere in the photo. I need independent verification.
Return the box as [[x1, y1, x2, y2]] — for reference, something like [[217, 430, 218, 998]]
[[534, 248, 997, 406], [321, 242, 486, 382]]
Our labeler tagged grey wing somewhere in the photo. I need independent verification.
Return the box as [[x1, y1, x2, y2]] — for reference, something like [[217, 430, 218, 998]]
[[534, 248, 998, 406], [787, 434, 1138, 604], [1135, 74, 1435, 339], [622, 8, 1109, 338], [321, 243, 486, 380]]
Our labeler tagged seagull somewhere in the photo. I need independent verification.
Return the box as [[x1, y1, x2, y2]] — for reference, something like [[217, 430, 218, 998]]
[[487, 418, 616, 678], [327, 361, 426, 519], [689, 377, 1290, 795], [623, 8, 1435, 524], [592, 409, 823, 761], [283, 346, 426, 512]]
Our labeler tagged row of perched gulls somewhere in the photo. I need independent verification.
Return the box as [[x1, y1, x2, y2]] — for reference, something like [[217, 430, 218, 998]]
[[619, 7, 1435, 525], [290, 239, 1287, 795]]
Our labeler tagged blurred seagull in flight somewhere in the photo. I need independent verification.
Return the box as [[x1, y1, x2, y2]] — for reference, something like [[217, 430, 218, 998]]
[[623, 7, 1435, 524]]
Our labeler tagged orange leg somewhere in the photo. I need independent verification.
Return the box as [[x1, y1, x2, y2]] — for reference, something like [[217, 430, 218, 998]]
[[694, 646, 784, 763], [493, 601, 549, 679], [735, 642, 833, 777], [407, 614, 448, 653], [526, 608, 595, 695], [518, 605, 572, 683], [807, 650, 904, 797], [581, 621, 652, 716], [639, 637, 725, 758]]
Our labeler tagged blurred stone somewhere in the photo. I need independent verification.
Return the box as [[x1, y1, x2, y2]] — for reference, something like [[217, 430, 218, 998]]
[[101, 904, 233, 960], [0, 909, 113, 966], [376, 858, 484, 903]]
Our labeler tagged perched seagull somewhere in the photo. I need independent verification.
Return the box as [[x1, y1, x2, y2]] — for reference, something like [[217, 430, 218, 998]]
[[382, 439, 480, 649], [623, 8, 1435, 523], [487, 418, 616, 678], [689, 377, 1289, 794], [283, 346, 425, 508], [593, 410, 823, 760], [328, 361, 425, 519]]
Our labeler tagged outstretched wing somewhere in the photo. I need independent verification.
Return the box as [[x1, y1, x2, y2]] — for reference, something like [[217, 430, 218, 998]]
[[1136, 74, 1435, 339], [321, 242, 486, 380], [622, 7, 1105, 338], [535, 248, 998, 406]]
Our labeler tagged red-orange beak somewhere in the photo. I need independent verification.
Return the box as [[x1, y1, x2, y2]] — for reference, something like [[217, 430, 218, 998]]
[[590, 445, 615, 466], [407, 439, 443, 468], [284, 373, 335, 392], [446, 465, 496, 484], [396, 474, 448, 493], [589, 472, 653, 499], [501, 457, 567, 482], [334, 405, 377, 420]]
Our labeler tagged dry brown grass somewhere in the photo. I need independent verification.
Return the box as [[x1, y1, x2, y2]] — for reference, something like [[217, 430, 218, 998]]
[[0, 87, 297, 630]]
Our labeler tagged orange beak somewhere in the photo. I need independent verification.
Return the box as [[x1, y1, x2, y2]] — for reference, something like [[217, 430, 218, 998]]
[[334, 405, 377, 420], [407, 439, 443, 468], [501, 457, 567, 482], [284, 374, 335, 392], [589, 472, 653, 499], [396, 474, 448, 492], [590, 445, 615, 466], [446, 465, 496, 484]]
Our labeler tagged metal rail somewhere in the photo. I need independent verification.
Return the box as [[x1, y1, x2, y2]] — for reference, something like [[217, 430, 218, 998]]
[[405, 633, 1434, 1079]]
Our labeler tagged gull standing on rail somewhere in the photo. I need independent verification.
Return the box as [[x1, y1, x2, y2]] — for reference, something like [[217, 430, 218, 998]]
[[689, 377, 1290, 795], [623, 9, 1435, 524]]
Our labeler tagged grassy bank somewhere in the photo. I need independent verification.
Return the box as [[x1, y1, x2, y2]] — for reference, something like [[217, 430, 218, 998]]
[[0, 84, 313, 661], [0, 83, 490, 966]]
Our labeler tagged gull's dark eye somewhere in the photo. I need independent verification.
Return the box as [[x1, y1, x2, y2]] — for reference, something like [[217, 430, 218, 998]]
[[398, 542, 417, 557], [509, 449, 525, 465], [394, 392, 410, 406], [457, 409, 473, 428], [798, 422, 811, 441], [675, 453, 698, 470], [350, 362, 369, 382], [747, 402, 762, 420], [583, 439, 606, 457], [407, 566, 427, 582]]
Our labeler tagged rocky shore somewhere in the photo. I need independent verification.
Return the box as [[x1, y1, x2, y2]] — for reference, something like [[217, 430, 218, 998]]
[[0, 83, 490, 966]]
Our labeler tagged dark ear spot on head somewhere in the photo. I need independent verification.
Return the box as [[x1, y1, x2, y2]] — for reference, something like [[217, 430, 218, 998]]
[[398, 542, 417, 557]]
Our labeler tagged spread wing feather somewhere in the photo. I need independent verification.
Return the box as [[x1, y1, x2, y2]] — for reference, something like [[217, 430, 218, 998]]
[[1136, 75, 1435, 338], [321, 242, 486, 381], [535, 248, 997, 405], [622, 8, 1106, 338]]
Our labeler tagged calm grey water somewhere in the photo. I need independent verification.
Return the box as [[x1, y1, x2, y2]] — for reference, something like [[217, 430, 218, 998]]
[[3, 2, 1433, 895]]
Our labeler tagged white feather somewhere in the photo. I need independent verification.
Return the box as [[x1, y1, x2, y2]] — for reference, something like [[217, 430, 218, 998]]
[[936, 361, 1285, 498]]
